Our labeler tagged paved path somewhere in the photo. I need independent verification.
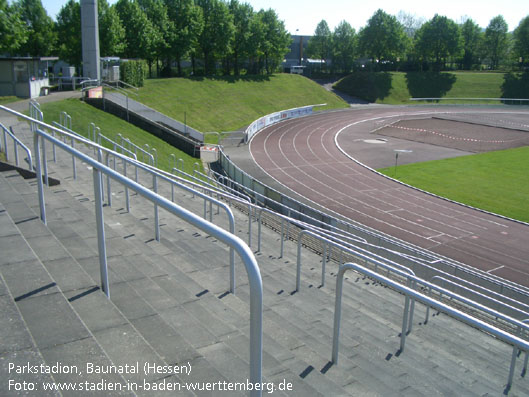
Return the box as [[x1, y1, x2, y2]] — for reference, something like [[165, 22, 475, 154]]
[[249, 106, 529, 287]]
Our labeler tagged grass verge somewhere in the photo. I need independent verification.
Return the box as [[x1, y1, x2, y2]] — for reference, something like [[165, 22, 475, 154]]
[[37, 98, 202, 176], [0, 96, 20, 105], [377, 147, 529, 222]]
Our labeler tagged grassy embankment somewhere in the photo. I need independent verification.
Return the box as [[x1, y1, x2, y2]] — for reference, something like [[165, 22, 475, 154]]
[[334, 71, 522, 104], [37, 74, 347, 173], [136, 74, 348, 141]]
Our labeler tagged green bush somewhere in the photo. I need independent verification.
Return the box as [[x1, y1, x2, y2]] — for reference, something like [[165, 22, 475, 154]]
[[120, 60, 147, 87]]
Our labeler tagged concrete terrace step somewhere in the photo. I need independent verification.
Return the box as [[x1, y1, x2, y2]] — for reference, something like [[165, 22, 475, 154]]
[[4, 116, 529, 395], [7, 157, 528, 394]]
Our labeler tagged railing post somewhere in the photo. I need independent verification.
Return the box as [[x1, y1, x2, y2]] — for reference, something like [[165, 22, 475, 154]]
[[93, 164, 109, 298], [400, 294, 411, 353], [248, 205, 252, 247], [296, 233, 304, 292], [508, 340, 518, 391], [105, 154, 112, 207], [408, 279, 416, 333], [41, 132, 49, 186], [51, 130, 57, 163], [153, 174, 160, 242], [332, 263, 346, 364], [322, 242, 327, 287], [33, 133, 46, 225], [280, 217, 285, 258], [14, 140, 19, 167], [152, 148, 157, 167], [124, 159, 130, 212], [71, 137, 76, 179], [257, 209, 263, 253]]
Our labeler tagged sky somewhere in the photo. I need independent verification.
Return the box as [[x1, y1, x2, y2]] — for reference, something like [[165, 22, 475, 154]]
[[41, 0, 528, 36]]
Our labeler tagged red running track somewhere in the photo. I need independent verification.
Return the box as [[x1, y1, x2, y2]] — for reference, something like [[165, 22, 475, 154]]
[[249, 106, 529, 287]]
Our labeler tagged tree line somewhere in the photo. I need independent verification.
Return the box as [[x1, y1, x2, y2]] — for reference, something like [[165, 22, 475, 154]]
[[0, 0, 291, 76], [2, 1, 528, 76], [307, 10, 529, 73]]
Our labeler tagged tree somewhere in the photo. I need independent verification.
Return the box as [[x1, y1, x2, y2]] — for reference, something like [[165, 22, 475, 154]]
[[414, 14, 461, 70], [196, 0, 234, 75], [13, 0, 56, 56], [513, 16, 529, 67], [332, 20, 355, 73], [307, 20, 332, 71], [55, 0, 81, 68], [460, 18, 482, 70], [357, 9, 407, 68], [138, 0, 171, 76], [258, 8, 290, 74], [484, 15, 508, 70], [247, 9, 265, 74], [0, 0, 28, 54], [164, 0, 203, 76], [98, 0, 126, 57], [115, 0, 158, 60], [228, 0, 253, 75]]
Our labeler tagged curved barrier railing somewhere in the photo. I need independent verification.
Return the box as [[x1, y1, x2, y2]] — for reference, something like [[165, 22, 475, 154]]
[[244, 104, 325, 143], [217, 134, 529, 316]]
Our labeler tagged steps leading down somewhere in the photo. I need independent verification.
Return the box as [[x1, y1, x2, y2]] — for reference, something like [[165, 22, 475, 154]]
[[2, 115, 529, 396]]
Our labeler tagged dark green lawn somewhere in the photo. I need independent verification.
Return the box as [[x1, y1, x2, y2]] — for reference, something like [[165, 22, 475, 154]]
[[378, 147, 529, 222]]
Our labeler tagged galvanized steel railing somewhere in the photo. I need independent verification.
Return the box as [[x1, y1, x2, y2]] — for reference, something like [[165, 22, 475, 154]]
[[332, 263, 529, 392], [0, 123, 33, 171], [0, 105, 264, 396], [216, 147, 529, 315]]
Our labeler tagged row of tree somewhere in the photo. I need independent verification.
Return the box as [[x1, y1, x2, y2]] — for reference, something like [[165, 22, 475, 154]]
[[0, 0, 291, 76], [308, 10, 529, 73]]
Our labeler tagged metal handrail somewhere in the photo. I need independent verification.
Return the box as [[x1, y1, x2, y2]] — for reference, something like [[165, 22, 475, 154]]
[[332, 262, 529, 391], [293, 231, 529, 345], [0, 123, 33, 171], [410, 97, 529, 103], [296, 229, 416, 292], [26, 113, 248, 293], [25, 116, 243, 291], [101, 82, 138, 97], [216, 149, 529, 307], [33, 129, 263, 395], [116, 133, 155, 165], [431, 273, 529, 316], [429, 276, 529, 321], [0, 105, 264, 394]]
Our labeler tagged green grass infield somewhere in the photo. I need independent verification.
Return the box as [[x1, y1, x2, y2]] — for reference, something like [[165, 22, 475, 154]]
[[378, 146, 529, 223]]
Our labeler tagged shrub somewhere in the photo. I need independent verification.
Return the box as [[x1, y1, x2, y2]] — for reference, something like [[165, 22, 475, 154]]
[[120, 60, 147, 87]]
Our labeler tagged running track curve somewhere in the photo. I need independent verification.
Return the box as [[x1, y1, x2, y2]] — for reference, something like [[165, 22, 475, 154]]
[[249, 106, 529, 287]]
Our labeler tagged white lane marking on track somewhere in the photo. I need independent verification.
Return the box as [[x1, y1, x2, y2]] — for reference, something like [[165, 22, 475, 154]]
[[333, 111, 521, 229], [487, 265, 505, 274], [250, 108, 529, 265], [256, 112, 456, 242]]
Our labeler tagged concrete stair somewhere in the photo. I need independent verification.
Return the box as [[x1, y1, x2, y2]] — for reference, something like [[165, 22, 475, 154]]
[[2, 117, 529, 396]]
